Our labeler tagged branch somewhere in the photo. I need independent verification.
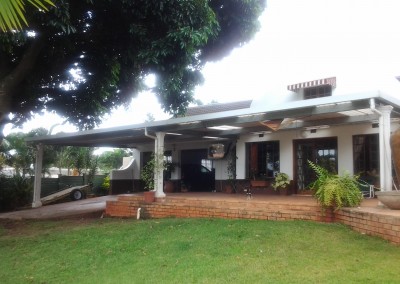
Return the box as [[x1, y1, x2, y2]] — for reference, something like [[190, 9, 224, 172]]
[[0, 35, 46, 130], [3, 35, 46, 92]]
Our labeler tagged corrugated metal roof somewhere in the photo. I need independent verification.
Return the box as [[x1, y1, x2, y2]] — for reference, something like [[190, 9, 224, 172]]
[[25, 92, 400, 148], [185, 100, 252, 116]]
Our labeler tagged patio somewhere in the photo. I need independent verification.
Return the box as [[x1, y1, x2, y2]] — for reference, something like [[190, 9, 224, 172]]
[[105, 192, 400, 245]]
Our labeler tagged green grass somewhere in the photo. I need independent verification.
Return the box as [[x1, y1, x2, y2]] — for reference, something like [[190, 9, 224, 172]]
[[0, 218, 399, 283]]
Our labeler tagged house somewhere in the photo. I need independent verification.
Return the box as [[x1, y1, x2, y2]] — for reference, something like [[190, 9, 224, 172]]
[[27, 75, 400, 208]]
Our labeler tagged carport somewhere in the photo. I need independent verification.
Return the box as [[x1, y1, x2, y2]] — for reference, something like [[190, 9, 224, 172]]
[[26, 92, 399, 208]]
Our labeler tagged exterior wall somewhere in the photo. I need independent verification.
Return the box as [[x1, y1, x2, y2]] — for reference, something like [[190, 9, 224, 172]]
[[213, 157, 229, 182], [105, 195, 400, 245], [236, 121, 399, 181], [250, 75, 400, 109], [105, 195, 324, 221], [131, 149, 141, 179], [135, 120, 400, 186], [336, 208, 400, 245]]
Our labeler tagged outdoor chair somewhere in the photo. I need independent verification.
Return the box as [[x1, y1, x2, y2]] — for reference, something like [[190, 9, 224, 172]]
[[359, 180, 375, 198]]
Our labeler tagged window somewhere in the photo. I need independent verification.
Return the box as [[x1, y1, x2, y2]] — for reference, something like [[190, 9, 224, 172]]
[[294, 138, 338, 190], [304, 85, 332, 99], [246, 141, 280, 179], [353, 134, 379, 178], [201, 159, 213, 171]]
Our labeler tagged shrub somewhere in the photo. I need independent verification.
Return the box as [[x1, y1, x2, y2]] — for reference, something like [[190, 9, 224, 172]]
[[0, 175, 33, 212], [308, 161, 363, 211], [271, 172, 290, 190]]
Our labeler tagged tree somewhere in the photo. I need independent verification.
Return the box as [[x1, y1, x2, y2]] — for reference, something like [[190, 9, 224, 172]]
[[0, 0, 266, 136], [97, 149, 131, 173], [54, 145, 74, 175], [0, 0, 54, 32], [1, 132, 33, 175], [67, 146, 94, 176], [1, 128, 56, 175]]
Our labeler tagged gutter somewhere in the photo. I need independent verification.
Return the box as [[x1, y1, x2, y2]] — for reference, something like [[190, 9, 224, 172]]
[[369, 98, 382, 116]]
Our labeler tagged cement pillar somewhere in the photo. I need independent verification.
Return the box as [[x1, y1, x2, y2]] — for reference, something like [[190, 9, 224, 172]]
[[378, 105, 393, 191], [154, 132, 166, 198], [32, 143, 43, 208]]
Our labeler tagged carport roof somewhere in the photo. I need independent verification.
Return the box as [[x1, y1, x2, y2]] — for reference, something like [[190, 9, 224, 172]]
[[26, 91, 400, 148]]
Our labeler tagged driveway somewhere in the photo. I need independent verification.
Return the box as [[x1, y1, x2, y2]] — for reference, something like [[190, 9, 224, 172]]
[[0, 196, 118, 220]]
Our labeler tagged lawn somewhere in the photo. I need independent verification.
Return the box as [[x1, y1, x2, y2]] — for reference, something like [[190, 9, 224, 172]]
[[0, 218, 399, 283]]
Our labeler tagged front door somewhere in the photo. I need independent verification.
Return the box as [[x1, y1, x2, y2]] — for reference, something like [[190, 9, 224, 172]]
[[294, 137, 338, 191], [181, 149, 215, 191]]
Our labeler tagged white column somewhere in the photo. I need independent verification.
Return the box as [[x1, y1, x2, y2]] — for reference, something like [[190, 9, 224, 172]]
[[154, 132, 166, 198], [32, 143, 43, 208], [378, 105, 393, 191]]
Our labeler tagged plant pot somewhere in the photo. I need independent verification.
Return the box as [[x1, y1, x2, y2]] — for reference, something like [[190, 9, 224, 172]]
[[224, 184, 234, 194], [164, 180, 174, 193], [143, 191, 155, 203], [278, 188, 288, 196], [375, 191, 400, 210], [297, 189, 314, 196], [322, 207, 335, 223], [250, 180, 269, 188]]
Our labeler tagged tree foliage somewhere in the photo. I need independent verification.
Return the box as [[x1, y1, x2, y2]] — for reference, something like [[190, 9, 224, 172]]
[[97, 149, 131, 173], [0, 128, 57, 175], [308, 160, 363, 211], [0, 174, 33, 211], [0, 0, 55, 32], [0, 0, 266, 134]]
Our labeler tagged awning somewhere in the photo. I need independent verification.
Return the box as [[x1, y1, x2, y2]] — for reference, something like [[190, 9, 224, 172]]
[[287, 77, 336, 91]]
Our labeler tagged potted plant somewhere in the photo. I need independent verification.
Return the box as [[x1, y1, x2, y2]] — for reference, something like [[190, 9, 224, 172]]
[[163, 162, 178, 193], [308, 160, 363, 214], [271, 172, 290, 195], [225, 147, 237, 193], [249, 168, 270, 188], [140, 153, 166, 202]]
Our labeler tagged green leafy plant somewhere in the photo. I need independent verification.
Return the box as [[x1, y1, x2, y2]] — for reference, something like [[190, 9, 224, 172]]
[[226, 146, 237, 193], [101, 175, 110, 192], [271, 172, 290, 190], [140, 153, 166, 191], [0, 174, 33, 211], [308, 160, 363, 211]]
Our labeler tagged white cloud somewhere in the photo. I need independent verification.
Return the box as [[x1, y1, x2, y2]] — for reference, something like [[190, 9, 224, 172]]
[[5, 0, 400, 136], [195, 0, 400, 103]]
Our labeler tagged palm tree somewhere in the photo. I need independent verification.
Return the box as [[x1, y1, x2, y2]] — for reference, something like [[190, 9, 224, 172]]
[[0, 0, 54, 32]]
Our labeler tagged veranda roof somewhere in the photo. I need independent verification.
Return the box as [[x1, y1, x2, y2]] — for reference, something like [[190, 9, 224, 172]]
[[26, 91, 400, 148]]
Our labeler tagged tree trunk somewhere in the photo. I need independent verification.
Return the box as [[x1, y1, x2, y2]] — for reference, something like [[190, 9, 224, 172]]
[[0, 36, 46, 137]]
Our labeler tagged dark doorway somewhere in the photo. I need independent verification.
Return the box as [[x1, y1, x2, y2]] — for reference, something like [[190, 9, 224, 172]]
[[353, 134, 379, 186], [294, 137, 338, 191], [353, 134, 379, 175], [181, 149, 215, 191]]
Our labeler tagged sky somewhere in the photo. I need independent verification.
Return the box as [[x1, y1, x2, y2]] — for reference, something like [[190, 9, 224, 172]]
[[4, 0, 400, 136]]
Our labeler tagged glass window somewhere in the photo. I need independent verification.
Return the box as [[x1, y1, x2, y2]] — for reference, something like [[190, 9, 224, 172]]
[[304, 85, 332, 99], [353, 134, 379, 180], [246, 141, 280, 179], [294, 138, 338, 190], [201, 159, 213, 171]]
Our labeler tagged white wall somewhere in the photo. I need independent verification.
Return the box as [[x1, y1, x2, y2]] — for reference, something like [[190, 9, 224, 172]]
[[236, 121, 400, 180], [250, 75, 400, 109], [136, 121, 400, 181]]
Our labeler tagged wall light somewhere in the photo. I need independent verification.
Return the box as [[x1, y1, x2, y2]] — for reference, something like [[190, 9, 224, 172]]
[[304, 125, 330, 130]]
